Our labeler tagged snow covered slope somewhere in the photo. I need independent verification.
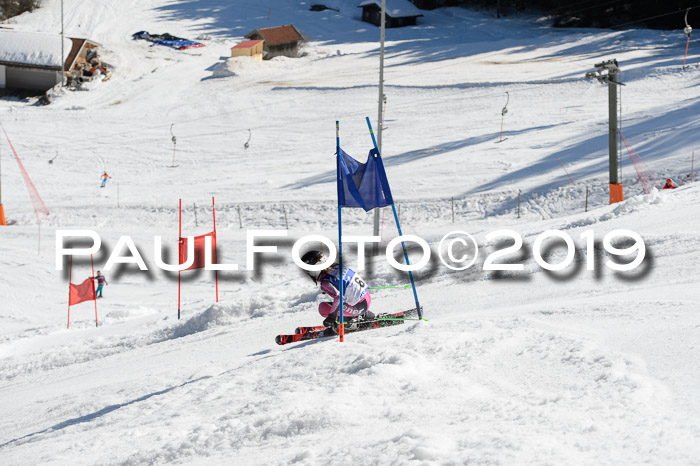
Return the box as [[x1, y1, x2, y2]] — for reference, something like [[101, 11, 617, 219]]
[[1, 1, 699, 464]]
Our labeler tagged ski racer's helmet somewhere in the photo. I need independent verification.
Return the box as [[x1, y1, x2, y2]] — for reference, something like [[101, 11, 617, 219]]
[[667, 178, 673, 183], [301, 250, 324, 282]]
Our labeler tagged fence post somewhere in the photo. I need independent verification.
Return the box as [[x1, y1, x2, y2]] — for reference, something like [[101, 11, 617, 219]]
[[451, 196, 454, 223], [237, 205, 243, 229], [585, 186, 589, 212], [282, 204, 289, 229], [194, 202, 198, 227], [517, 191, 521, 218]]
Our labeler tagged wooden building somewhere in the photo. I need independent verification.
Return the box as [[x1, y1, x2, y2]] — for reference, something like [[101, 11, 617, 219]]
[[358, 0, 423, 28], [245, 24, 304, 60], [64, 37, 103, 84], [0, 31, 100, 92], [231, 40, 264, 62]]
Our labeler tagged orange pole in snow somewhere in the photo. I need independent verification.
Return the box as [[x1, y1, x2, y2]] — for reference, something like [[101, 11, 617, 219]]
[[178, 198, 182, 320], [212, 196, 218, 303], [67, 256, 72, 329], [91, 254, 98, 328]]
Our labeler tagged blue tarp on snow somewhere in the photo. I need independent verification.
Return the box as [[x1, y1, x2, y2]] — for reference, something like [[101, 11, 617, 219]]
[[132, 31, 205, 50]]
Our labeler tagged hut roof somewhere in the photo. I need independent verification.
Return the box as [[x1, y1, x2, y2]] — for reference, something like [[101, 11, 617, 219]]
[[0, 30, 74, 70], [245, 24, 303, 46], [358, 0, 423, 18], [231, 40, 264, 50]]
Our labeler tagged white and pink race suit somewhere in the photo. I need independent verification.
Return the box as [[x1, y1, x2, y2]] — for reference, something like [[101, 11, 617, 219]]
[[317, 265, 371, 319]]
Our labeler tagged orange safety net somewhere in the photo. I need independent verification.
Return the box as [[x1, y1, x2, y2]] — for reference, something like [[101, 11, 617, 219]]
[[1, 125, 50, 222], [620, 131, 658, 194]]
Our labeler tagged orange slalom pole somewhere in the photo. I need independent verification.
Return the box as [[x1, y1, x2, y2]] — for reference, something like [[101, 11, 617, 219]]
[[67, 255, 72, 329], [212, 196, 218, 303], [683, 36, 691, 67], [91, 254, 98, 328], [0, 204, 6, 226], [178, 198, 182, 320]]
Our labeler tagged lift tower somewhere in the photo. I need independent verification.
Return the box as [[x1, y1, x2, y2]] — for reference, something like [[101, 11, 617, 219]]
[[586, 59, 625, 204]]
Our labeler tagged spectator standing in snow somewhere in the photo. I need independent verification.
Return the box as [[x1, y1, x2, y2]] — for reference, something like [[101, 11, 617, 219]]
[[95, 271, 108, 298], [663, 178, 676, 190], [101, 172, 110, 188]]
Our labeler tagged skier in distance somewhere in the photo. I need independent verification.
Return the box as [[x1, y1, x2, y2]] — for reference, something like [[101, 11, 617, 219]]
[[663, 178, 676, 190], [95, 271, 108, 298]]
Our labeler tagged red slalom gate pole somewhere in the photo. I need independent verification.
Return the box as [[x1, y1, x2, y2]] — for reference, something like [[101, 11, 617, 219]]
[[212, 196, 218, 303], [67, 256, 72, 329], [683, 36, 691, 67], [91, 254, 98, 327], [178, 198, 182, 320]]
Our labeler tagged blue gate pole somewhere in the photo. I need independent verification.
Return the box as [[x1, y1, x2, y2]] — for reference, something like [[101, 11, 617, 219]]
[[365, 117, 422, 319], [336, 121, 345, 341]]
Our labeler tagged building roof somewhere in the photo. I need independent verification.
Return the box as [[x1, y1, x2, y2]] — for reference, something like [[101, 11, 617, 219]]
[[245, 24, 303, 46], [0, 31, 74, 70], [231, 39, 264, 50], [358, 0, 423, 18]]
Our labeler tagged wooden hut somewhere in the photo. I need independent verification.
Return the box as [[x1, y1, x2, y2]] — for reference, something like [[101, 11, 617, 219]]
[[245, 25, 304, 60], [231, 40, 264, 62], [0, 31, 69, 91], [358, 0, 423, 28], [0, 31, 101, 92]]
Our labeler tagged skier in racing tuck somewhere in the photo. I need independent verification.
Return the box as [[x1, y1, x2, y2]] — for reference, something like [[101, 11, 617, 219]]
[[301, 250, 375, 329]]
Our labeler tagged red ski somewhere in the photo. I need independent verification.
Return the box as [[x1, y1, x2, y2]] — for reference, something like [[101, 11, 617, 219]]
[[276, 308, 421, 346]]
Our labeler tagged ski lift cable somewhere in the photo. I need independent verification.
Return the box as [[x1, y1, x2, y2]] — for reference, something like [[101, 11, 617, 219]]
[[393, 4, 700, 83], [33, 76, 605, 148], [611, 5, 700, 30], [28, 68, 605, 150]]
